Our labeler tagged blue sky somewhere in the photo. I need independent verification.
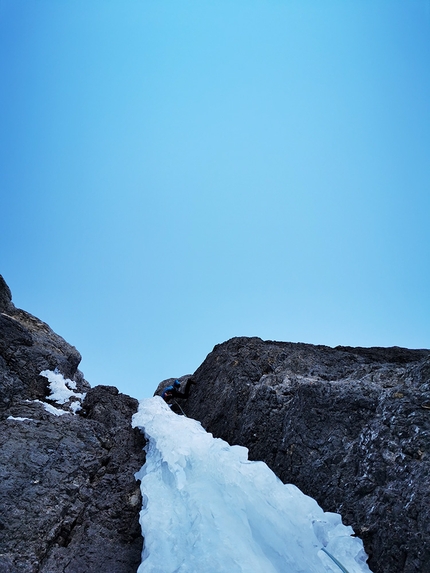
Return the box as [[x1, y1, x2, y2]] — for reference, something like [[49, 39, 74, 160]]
[[1, 0, 429, 399]]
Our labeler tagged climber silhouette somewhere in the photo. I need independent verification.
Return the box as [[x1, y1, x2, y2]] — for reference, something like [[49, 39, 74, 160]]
[[161, 378, 196, 413]]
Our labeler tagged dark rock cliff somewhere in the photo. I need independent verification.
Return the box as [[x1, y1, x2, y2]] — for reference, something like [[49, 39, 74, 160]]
[[179, 336, 430, 573], [0, 276, 145, 573], [4, 270, 430, 573]]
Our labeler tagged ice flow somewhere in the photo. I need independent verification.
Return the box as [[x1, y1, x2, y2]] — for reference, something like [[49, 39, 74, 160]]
[[132, 397, 372, 573]]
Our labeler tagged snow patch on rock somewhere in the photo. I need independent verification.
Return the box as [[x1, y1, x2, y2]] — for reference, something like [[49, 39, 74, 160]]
[[39, 369, 86, 415], [33, 399, 69, 416]]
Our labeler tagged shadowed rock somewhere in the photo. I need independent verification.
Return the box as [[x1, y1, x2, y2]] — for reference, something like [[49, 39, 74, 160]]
[[0, 275, 145, 573]]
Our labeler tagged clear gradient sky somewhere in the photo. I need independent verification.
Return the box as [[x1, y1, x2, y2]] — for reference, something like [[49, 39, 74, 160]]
[[1, 1, 429, 399]]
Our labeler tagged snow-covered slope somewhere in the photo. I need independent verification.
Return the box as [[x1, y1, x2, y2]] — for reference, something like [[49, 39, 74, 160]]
[[132, 397, 372, 573]]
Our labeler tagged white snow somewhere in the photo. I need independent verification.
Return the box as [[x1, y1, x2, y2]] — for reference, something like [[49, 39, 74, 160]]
[[33, 399, 69, 416], [39, 369, 86, 414], [40, 369, 85, 404], [7, 416, 33, 421], [132, 397, 373, 573], [69, 400, 83, 414]]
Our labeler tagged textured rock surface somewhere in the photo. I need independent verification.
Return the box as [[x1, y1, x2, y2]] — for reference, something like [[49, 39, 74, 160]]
[[0, 275, 88, 411], [0, 276, 145, 573], [180, 336, 430, 573]]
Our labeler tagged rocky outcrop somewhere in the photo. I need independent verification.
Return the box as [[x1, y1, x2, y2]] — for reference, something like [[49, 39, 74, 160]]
[[0, 275, 88, 411], [0, 276, 145, 573], [180, 337, 430, 573]]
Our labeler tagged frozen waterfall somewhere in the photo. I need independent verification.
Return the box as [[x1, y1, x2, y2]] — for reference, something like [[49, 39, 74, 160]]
[[132, 397, 372, 573]]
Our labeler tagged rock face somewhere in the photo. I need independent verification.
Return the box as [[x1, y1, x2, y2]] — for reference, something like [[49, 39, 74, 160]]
[[0, 276, 145, 573], [4, 269, 430, 573], [181, 337, 430, 573]]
